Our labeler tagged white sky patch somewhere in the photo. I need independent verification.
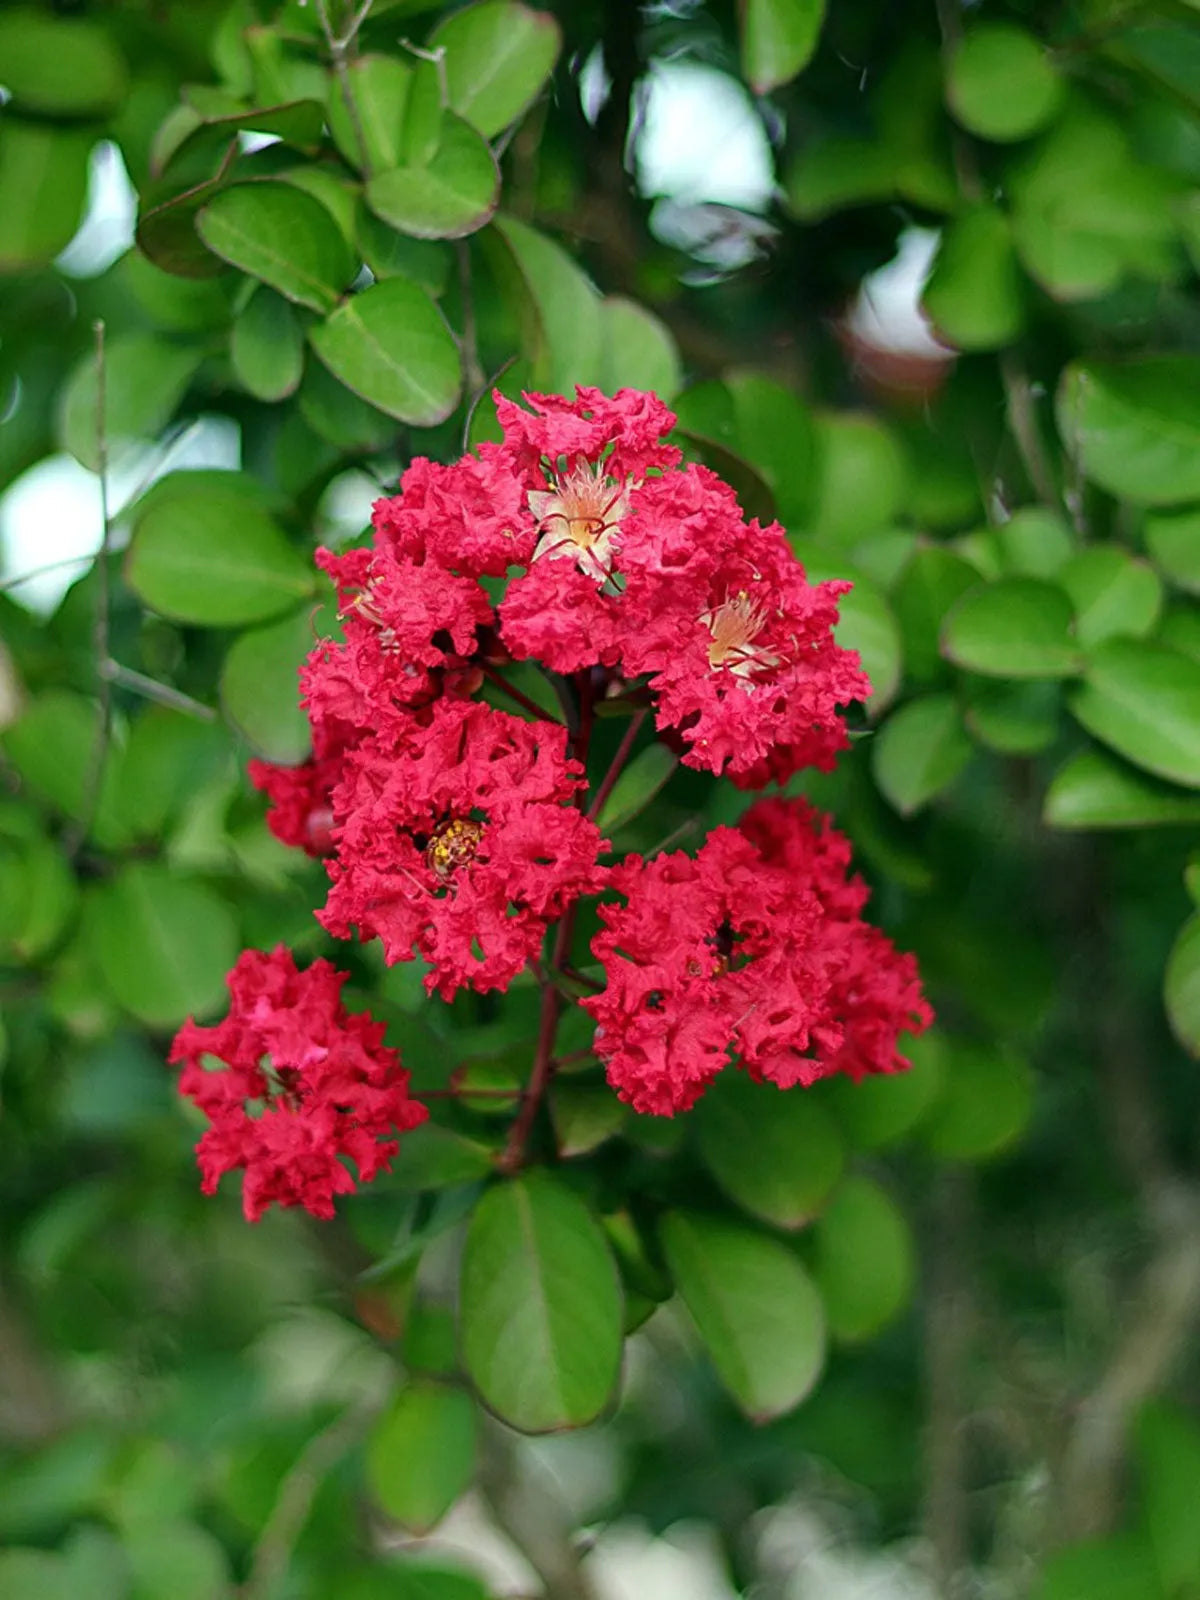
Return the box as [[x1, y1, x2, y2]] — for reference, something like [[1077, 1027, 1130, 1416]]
[[846, 226, 947, 359], [55, 141, 137, 280], [0, 416, 241, 615], [637, 62, 776, 211]]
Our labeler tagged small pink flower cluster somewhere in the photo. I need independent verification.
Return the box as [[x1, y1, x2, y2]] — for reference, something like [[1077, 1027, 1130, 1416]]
[[177, 387, 930, 1218]]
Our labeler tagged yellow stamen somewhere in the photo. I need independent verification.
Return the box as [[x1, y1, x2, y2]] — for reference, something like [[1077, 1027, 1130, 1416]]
[[528, 462, 630, 583], [701, 590, 780, 678]]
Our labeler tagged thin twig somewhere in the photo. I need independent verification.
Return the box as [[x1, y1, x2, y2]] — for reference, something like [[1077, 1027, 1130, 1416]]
[[456, 240, 485, 396], [66, 321, 115, 859], [462, 354, 517, 452], [586, 710, 647, 824], [482, 663, 561, 723], [98, 660, 216, 721], [315, 0, 374, 176], [240, 1398, 376, 1600], [999, 352, 1062, 513], [401, 39, 449, 108]]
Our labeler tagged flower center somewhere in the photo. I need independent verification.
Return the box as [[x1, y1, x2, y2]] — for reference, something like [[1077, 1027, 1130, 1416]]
[[701, 590, 780, 678], [527, 462, 630, 583], [425, 817, 485, 881]]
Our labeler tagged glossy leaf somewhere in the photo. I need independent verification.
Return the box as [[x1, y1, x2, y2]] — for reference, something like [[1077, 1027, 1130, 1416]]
[[807, 411, 908, 546], [327, 55, 413, 171], [1058, 358, 1200, 506], [995, 507, 1075, 579], [366, 1382, 476, 1533], [460, 1173, 622, 1431], [220, 606, 317, 762], [488, 214, 603, 393], [891, 546, 980, 682], [922, 1041, 1034, 1161], [946, 23, 1063, 142], [660, 1211, 825, 1420], [741, 0, 827, 95], [1059, 546, 1161, 646], [1165, 914, 1200, 1055], [596, 742, 678, 834], [197, 181, 356, 312], [694, 1072, 844, 1230], [1068, 639, 1200, 788], [1044, 749, 1200, 829], [84, 864, 237, 1028], [231, 287, 305, 402], [922, 206, 1023, 350], [126, 472, 314, 627], [1145, 508, 1200, 595], [812, 1175, 915, 1342], [822, 1032, 946, 1150], [430, 2, 562, 138], [309, 278, 462, 426], [0, 9, 126, 118], [942, 577, 1082, 678], [599, 297, 683, 401], [872, 694, 974, 816], [367, 114, 500, 239], [58, 335, 204, 472]]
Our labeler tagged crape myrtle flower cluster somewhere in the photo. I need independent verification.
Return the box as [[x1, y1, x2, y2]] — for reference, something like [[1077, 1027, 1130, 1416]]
[[176, 387, 931, 1220]]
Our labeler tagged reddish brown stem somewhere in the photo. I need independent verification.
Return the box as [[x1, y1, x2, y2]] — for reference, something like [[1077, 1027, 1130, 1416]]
[[586, 709, 647, 824], [482, 663, 560, 723]]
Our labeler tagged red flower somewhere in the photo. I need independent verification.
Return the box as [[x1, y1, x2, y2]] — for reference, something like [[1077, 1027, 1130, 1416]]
[[372, 449, 531, 578], [738, 797, 933, 1080], [583, 829, 839, 1115], [319, 700, 609, 999], [170, 947, 427, 1221]]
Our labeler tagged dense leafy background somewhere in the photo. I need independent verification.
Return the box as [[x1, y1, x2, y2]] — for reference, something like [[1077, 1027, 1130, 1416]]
[[2, 1, 1200, 1596]]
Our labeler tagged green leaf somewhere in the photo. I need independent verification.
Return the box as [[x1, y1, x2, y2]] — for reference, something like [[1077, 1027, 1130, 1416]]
[[123, 1522, 232, 1600], [1058, 359, 1200, 506], [430, 1, 562, 138], [460, 1173, 622, 1431], [942, 577, 1082, 678], [197, 181, 356, 312], [309, 278, 462, 426], [0, 120, 92, 272], [693, 1073, 844, 1231], [340, 1564, 490, 1600], [922, 1041, 1034, 1162], [551, 1086, 626, 1158], [964, 678, 1060, 755], [811, 1174, 915, 1342], [1044, 748, 1200, 829], [1036, 1535, 1166, 1600], [0, 9, 126, 117], [83, 863, 238, 1028], [367, 1382, 476, 1533], [676, 375, 817, 528], [358, 209, 452, 293], [488, 214, 604, 392], [328, 55, 413, 171], [946, 23, 1064, 143], [598, 297, 683, 401], [994, 507, 1074, 579], [872, 694, 973, 816], [0, 691, 123, 846], [298, 361, 398, 453], [220, 606, 319, 762], [1145, 508, 1200, 595], [1059, 547, 1162, 647], [135, 142, 240, 280], [58, 335, 204, 472], [922, 206, 1023, 351], [822, 1032, 946, 1150], [596, 742, 678, 834], [1136, 1402, 1200, 1595], [807, 411, 908, 546], [661, 1211, 825, 1420], [1159, 605, 1200, 663], [126, 471, 314, 627], [0, 836, 78, 964], [741, 0, 827, 95], [386, 1124, 496, 1191], [1165, 914, 1200, 1056], [1068, 639, 1200, 788], [367, 114, 500, 239], [891, 546, 980, 682], [231, 286, 305, 402]]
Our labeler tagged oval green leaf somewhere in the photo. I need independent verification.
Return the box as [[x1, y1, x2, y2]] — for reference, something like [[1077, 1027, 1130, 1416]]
[[922, 206, 1023, 351], [596, 742, 678, 835], [220, 606, 316, 762], [488, 214, 604, 393], [964, 678, 1061, 755], [367, 114, 500, 240], [942, 576, 1081, 678], [1058, 358, 1200, 507], [460, 1172, 622, 1432], [1059, 546, 1162, 647], [126, 472, 314, 627], [921, 1041, 1034, 1162], [58, 335, 204, 472], [550, 1086, 627, 1158], [892, 545, 980, 682], [741, 0, 827, 95], [694, 1072, 845, 1230], [1165, 914, 1200, 1056], [309, 278, 462, 426], [197, 181, 355, 312], [598, 297, 683, 401], [1145, 508, 1200, 596], [811, 1174, 915, 1342], [947, 23, 1064, 143], [0, 121, 92, 272], [366, 1382, 477, 1533], [0, 9, 127, 118], [231, 286, 305, 402], [661, 1211, 825, 1421], [872, 693, 974, 816], [328, 55, 413, 171], [430, 1, 562, 138], [84, 863, 238, 1028], [1068, 639, 1200, 788], [822, 1032, 946, 1151], [995, 507, 1074, 579]]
